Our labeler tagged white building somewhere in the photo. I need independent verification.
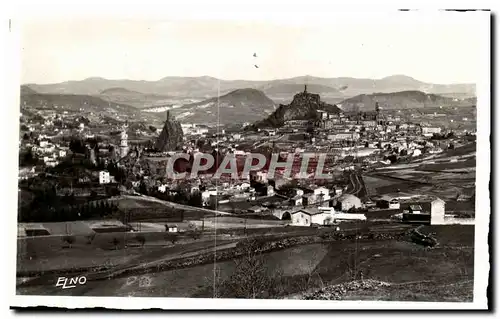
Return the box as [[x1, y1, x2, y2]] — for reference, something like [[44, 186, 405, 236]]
[[266, 185, 275, 196], [201, 189, 217, 207], [290, 207, 365, 227], [327, 132, 360, 141], [254, 171, 268, 183], [422, 127, 441, 137], [412, 149, 422, 157], [430, 197, 446, 225], [313, 186, 330, 201], [158, 184, 168, 193], [292, 195, 303, 206], [99, 171, 111, 184], [290, 209, 315, 226], [337, 194, 362, 211], [238, 182, 251, 191], [167, 225, 178, 232]]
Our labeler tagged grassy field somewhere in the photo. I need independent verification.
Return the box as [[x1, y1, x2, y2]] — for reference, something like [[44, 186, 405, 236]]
[[17, 230, 233, 274], [18, 224, 475, 301], [331, 280, 473, 302]]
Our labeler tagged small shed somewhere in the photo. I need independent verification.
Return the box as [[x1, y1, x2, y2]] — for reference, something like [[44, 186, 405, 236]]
[[165, 224, 178, 233], [409, 205, 423, 214]]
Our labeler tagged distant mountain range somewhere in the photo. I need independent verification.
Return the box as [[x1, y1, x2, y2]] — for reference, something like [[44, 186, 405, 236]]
[[20, 76, 477, 125], [20, 85, 137, 114], [99, 87, 172, 108], [24, 74, 476, 100], [338, 90, 477, 112]]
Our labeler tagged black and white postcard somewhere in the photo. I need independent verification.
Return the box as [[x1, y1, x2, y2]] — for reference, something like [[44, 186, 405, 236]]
[[7, 6, 491, 310]]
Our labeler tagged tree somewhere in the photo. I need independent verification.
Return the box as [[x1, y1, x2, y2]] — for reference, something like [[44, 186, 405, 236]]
[[189, 229, 202, 240], [62, 235, 76, 248], [111, 237, 120, 250], [135, 234, 146, 247], [139, 181, 149, 195], [222, 238, 273, 298], [85, 233, 96, 245], [69, 137, 86, 154], [168, 233, 178, 245], [188, 192, 203, 208]]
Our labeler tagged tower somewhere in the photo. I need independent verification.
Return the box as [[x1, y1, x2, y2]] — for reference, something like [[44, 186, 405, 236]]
[[120, 123, 129, 158], [304, 84, 307, 93]]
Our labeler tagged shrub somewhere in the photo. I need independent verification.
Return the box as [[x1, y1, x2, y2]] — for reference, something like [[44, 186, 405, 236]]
[[111, 237, 120, 250], [85, 233, 96, 245], [165, 233, 179, 245], [62, 235, 76, 248], [135, 234, 146, 247], [170, 234, 179, 245]]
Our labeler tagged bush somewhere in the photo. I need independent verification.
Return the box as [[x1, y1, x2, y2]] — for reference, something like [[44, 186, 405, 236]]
[[85, 233, 96, 245], [135, 234, 146, 247], [188, 230, 202, 240], [218, 238, 279, 299], [111, 237, 120, 250], [168, 233, 179, 245], [62, 235, 76, 248]]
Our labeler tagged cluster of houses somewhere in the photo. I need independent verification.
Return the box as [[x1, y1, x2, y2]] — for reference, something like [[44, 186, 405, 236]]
[[275, 194, 469, 227], [30, 138, 68, 167]]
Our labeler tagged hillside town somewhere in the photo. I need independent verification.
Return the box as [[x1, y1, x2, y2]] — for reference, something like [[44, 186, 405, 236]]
[[18, 85, 476, 230]]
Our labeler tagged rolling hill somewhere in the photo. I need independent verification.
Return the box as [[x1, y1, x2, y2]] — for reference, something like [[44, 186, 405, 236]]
[[167, 88, 276, 124], [261, 83, 339, 95], [20, 91, 138, 114], [20, 85, 38, 95], [99, 87, 172, 108], [24, 75, 476, 100], [100, 87, 145, 95], [337, 91, 477, 112]]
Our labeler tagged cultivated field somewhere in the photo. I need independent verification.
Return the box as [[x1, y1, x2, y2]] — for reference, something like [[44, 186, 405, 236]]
[[17, 224, 475, 302]]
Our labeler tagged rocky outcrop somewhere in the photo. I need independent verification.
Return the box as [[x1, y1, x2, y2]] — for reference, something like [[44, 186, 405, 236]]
[[300, 279, 392, 300], [252, 85, 342, 128], [154, 111, 184, 152]]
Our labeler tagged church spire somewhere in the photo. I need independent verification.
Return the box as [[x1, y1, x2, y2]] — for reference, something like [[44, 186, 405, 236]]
[[304, 84, 307, 93]]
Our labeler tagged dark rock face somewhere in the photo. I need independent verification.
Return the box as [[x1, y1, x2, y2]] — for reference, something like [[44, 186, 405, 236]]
[[252, 86, 342, 128], [154, 113, 184, 151]]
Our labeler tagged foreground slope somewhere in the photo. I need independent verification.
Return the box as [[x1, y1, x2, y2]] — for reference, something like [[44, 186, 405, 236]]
[[24, 75, 476, 99]]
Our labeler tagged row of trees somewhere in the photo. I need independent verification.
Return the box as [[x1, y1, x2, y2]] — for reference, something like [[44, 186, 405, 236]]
[[19, 198, 120, 222], [145, 187, 203, 208]]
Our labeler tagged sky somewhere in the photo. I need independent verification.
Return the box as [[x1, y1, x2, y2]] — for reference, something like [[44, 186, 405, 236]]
[[19, 13, 485, 85]]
